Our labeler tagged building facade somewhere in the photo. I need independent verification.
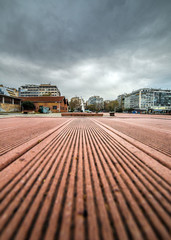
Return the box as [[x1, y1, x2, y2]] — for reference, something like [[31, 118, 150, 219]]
[[0, 85, 18, 97], [20, 96, 68, 113], [0, 94, 21, 112], [123, 88, 171, 112], [117, 94, 125, 110], [19, 84, 61, 97]]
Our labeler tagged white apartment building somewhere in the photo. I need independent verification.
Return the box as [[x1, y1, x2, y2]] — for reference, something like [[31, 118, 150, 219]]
[[124, 88, 171, 111], [19, 84, 61, 97]]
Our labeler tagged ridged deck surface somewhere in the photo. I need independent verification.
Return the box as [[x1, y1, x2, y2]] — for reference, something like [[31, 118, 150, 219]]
[[0, 117, 170, 240]]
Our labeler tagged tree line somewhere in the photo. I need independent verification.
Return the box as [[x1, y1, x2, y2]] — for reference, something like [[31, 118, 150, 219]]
[[69, 98, 119, 112]]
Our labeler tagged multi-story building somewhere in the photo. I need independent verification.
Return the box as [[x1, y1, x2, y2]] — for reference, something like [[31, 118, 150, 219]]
[[19, 84, 61, 97], [123, 88, 171, 112], [19, 84, 39, 97], [38, 84, 61, 96], [0, 85, 18, 97], [117, 94, 125, 110]]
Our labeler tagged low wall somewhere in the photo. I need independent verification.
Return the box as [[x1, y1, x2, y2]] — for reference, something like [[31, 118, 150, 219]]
[[61, 112, 103, 117], [0, 103, 21, 112]]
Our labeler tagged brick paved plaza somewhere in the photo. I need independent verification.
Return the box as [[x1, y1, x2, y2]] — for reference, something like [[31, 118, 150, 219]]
[[0, 114, 170, 240]]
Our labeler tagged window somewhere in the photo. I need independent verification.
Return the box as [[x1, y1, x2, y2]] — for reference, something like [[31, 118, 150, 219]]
[[4, 97, 12, 104], [53, 106, 57, 109], [14, 99, 20, 105]]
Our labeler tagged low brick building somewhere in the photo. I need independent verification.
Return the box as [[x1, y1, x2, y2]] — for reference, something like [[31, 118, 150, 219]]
[[20, 96, 69, 113], [0, 94, 21, 112]]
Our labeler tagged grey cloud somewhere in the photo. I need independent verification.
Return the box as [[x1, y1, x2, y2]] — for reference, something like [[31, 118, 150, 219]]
[[0, 0, 171, 100]]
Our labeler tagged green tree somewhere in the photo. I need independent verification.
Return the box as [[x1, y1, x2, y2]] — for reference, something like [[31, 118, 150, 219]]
[[86, 102, 105, 112], [69, 99, 81, 111], [86, 104, 96, 112], [22, 101, 35, 110], [104, 100, 119, 112]]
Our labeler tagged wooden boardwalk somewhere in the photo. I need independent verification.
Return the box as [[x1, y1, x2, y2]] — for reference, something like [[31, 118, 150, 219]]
[[0, 117, 170, 240]]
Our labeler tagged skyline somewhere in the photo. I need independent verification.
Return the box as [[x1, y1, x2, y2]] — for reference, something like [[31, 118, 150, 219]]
[[1, 83, 171, 102], [0, 0, 171, 100]]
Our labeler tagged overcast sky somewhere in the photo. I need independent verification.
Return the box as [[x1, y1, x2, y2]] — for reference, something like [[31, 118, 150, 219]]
[[0, 0, 171, 100]]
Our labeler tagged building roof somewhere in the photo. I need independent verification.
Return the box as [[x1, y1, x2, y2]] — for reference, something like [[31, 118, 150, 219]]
[[19, 96, 68, 104], [0, 94, 21, 100], [39, 84, 57, 87]]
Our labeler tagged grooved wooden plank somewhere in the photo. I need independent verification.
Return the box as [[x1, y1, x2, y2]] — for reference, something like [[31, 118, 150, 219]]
[[86, 126, 129, 240], [43, 126, 78, 240], [14, 127, 75, 240], [28, 127, 76, 240], [87, 122, 170, 239], [0, 119, 72, 171], [92, 119, 171, 178], [82, 128, 100, 240], [74, 124, 85, 240], [84, 125, 114, 240]]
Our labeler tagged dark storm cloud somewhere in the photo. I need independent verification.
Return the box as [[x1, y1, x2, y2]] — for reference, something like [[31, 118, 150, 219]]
[[0, 0, 171, 99]]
